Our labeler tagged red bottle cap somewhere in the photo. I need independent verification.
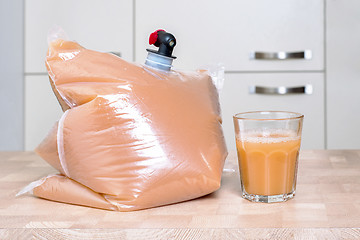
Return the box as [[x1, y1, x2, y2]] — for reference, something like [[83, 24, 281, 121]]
[[149, 29, 165, 45]]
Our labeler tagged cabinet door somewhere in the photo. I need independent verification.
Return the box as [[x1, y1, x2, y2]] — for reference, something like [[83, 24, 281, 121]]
[[220, 73, 325, 150], [135, 0, 323, 71], [326, 0, 360, 149], [25, 0, 133, 73], [25, 76, 63, 150]]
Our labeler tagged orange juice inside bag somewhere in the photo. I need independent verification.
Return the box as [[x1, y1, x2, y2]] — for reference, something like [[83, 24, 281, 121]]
[[17, 29, 228, 211]]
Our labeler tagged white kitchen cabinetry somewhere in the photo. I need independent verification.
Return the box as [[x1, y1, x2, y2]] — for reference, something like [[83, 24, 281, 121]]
[[220, 73, 325, 150], [25, 76, 63, 150], [136, 0, 325, 149], [23, 1, 329, 151], [25, 0, 133, 73], [326, 0, 360, 149], [24, 0, 133, 150], [135, 0, 323, 71]]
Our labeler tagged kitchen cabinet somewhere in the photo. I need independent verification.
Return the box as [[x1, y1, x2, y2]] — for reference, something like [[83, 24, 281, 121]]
[[326, 0, 360, 149], [25, 76, 63, 150], [0, 0, 24, 151], [24, 1, 360, 150], [135, 0, 324, 71], [25, 0, 133, 73], [220, 73, 325, 150], [135, 0, 325, 149]]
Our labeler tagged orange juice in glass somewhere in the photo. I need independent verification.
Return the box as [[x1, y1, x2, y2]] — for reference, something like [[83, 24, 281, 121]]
[[233, 111, 303, 203]]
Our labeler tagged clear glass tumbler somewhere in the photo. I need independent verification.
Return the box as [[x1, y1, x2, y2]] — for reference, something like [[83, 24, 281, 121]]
[[233, 111, 304, 203]]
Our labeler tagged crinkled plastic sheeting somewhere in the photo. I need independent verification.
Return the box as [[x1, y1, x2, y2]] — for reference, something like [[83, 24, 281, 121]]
[[20, 38, 227, 211]]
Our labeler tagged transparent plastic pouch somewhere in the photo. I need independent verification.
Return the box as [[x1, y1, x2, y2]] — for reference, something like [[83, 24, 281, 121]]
[[19, 32, 227, 211]]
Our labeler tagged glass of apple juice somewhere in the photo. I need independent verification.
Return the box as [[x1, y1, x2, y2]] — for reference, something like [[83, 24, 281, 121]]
[[233, 111, 304, 203]]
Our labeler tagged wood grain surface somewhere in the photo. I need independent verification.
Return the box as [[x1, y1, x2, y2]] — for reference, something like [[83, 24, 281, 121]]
[[1, 150, 360, 239]]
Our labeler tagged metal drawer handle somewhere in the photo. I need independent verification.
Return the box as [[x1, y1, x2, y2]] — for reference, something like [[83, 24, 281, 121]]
[[108, 51, 122, 57], [249, 85, 313, 95], [249, 50, 312, 60]]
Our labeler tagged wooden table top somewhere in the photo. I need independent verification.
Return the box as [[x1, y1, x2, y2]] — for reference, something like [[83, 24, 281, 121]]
[[1, 150, 360, 239]]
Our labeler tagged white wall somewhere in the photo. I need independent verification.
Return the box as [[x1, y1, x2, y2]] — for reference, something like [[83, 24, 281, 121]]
[[0, 0, 24, 150]]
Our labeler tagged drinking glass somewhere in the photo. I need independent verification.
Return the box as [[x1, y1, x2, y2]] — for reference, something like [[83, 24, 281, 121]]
[[233, 111, 304, 203]]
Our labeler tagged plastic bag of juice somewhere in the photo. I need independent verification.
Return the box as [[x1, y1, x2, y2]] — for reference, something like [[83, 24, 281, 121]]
[[19, 29, 227, 211]]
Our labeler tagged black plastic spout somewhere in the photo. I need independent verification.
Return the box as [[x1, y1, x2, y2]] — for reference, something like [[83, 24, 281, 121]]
[[145, 29, 177, 71], [148, 30, 176, 59], [154, 30, 176, 57]]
